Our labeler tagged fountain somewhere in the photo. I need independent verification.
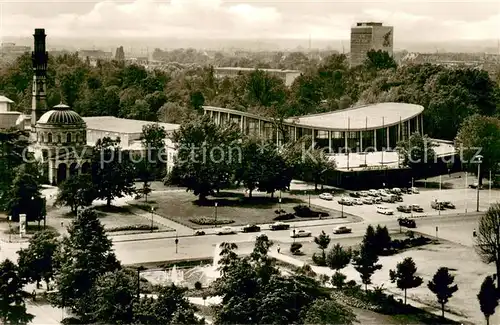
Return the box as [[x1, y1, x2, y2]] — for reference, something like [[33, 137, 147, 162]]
[[168, 265, 185, 285]]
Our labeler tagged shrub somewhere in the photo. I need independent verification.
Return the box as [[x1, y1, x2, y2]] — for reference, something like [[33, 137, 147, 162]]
[[293, 205, 329, 218], [331, 271, 347, 289], [105, 224, 159, 232], [274, 209, 286, 214], [297, 264, 316, 277], [290, 242, 302, 255], [312, 252, 326, 266], [318, 274, 330, 285], [189, 218, 234, 225], [194, 281, 202, 290], [273, 213, 295, 221]]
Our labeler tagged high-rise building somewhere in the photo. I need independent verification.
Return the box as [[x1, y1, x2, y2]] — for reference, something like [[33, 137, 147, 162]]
[[350, 22, 393, 67]]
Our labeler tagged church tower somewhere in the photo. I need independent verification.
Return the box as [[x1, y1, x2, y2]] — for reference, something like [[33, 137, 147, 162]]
[[31, 28, 48, 129]]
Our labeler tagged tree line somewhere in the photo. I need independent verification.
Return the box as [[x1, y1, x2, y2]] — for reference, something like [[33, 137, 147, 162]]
[[0, 49, 497, 142]]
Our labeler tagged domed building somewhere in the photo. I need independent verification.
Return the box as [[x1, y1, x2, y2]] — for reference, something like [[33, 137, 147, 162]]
[[32, 103, 91, 184]]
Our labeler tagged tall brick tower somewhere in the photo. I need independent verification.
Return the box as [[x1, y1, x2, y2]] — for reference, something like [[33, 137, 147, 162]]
[[31, 28, 48, 129]]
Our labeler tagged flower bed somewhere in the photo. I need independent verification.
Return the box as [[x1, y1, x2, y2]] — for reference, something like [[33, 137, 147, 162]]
[[189, 217, 234, 226], [105, 224, 159, 232]]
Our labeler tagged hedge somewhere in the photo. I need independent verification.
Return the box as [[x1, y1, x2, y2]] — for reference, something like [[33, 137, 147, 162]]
[[189, 218, 234, 226], [106, 224, 159, 232]]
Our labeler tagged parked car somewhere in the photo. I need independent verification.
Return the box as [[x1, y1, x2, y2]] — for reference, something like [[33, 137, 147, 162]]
[[377, 206, 394, 215], [362, 197, 374, 204], [411, 187, 420, 194], [359, 191, 370, 197], [469, 183, 483, 189], [242, 224, 261, 233], [319, 193, 334, 201], [333, 226, 352, 234], [431, 200, 445, 210], [217, 227, 235, 235], [391, 187, 402, 194], [402, 187, 412, 194], [194, 230, 206, 236], [338, 197, 353, 206], [270, 222, 290, 231], [349, 192, 361, 198], [398, 217, 416, 228], [443, 201, 455, 209], [352, 198, 363, 205], [410, 204, 424, 212], [397, 205, 411, 213], [368, 189, 379, 196], [395, 195, 404, 202], [290, 229, 312, 238], [373, 197, 382, 204], [381, 195, 396, 203]]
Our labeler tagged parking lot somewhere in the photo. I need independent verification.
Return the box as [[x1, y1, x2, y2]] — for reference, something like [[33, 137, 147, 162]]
[[311, 186, 499, 223]]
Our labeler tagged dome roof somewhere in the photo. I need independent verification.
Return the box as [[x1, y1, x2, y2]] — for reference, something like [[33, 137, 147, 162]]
[[37, 104, 85, 126]]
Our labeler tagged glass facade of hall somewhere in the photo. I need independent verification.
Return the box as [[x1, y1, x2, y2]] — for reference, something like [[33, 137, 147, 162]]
[[207, 109, 421, 152]]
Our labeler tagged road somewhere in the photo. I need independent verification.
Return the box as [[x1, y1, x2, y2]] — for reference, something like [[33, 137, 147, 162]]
[[113, 212, 481, 265]]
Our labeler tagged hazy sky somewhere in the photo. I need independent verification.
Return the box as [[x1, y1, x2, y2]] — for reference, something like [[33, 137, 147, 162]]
[[0, 0, 498, 41]]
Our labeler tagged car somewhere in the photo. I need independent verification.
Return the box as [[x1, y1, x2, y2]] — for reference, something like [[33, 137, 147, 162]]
[[397, 205, 411, 213], [359, 191, 370, 197], [378, 189, 390, 196], [377, 206, 394, 215], [333, 226, 352, 234], [411, 187, 420, 194], [431, 200, 445, 210], [410, 204, 424, 212], [402, 187, 412, 194], [290, 229, 312, 238], [194, 230, 206, 236], [443, 201, 455, 209], [395, 195, 404, 202], [349, 192, 361, 198], [362, 197, 374, 204], [368, 189, 379, 196], [217, 227, 235, 235], [319, 193, 334, 201], [398, 217, 416, 228], [352, 198, 363, 205], [338, 197, 353, 206], [242, 224, 261, 233], [469, 183, 483, 189], [373, 197, 382, 204], [391, 187, 402, 194], [381, 195, 396, 203], [270, 222, 290, 231]]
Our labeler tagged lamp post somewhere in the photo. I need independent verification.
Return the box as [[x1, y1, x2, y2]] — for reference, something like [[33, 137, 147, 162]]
[[465, 171, 468, 213], [150, 206, 154, 232], [136, 266, 145, 300], [214, 202, 218, 227], [278, 198, 282, 213], [8, 215, 11, 243], [476, 155, 483, 212], [438, 175, 442, 216], [292, 228, 296, 243], [489, 170, 492, 205], [175, 234, 179, 254]]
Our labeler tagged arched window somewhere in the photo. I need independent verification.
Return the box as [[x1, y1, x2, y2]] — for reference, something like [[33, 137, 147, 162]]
[[57, 134, 61, 143], [66, 133, 71, 143], [48, 133, 52, 143]]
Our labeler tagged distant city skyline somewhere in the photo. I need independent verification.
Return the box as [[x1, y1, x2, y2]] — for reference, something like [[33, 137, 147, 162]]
[[0, 0, 498, 42]]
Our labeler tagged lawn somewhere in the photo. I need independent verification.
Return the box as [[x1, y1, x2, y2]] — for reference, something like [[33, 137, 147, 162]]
[[129, 190, 351, 229]]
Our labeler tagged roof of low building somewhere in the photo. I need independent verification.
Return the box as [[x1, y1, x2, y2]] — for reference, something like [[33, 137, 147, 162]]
[[83, 116, 179, 134], [0, 96, 14, 103], [285, 103, 424, 131]]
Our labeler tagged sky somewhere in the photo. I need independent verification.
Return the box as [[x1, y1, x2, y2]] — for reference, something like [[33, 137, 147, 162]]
[[0, 0, 498, 42]]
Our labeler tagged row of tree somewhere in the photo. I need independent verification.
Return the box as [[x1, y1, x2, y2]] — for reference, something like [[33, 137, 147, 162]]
[[169, 115, 335, 200]]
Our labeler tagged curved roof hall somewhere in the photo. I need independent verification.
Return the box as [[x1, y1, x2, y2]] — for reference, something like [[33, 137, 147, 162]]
[[285, 102, 424, 131]]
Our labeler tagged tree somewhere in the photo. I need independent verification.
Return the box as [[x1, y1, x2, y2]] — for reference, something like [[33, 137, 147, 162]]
[[326, 243, 352, 271], [364, 50, 397, 70], [302, 298, 356, 325], [389, 257, 423, 304], [54, 174, 95, 214], [6, 164, 43, 222], [189, 91, 205, 112], [87, 269, 136, 324], [138, 123, 168, 196], [361, 225, 378, 256], [475, 203, 500, 290], [427, 267, 459, 319], [352, 243, 382, 292], [478, 275, 498, 325], [51, 208, 120, 319], [455, 114, 500, 185], [397, 133, 437, 177], [172, 115, 241, 201], [374, 225, 392, 255], [91, 137, 136, 206], [17, 230, 59, 290], [312, 231, 331, 266], [134, 285, 203, 325], [0, 259, 34, 324], [299, 147, 336, 190]]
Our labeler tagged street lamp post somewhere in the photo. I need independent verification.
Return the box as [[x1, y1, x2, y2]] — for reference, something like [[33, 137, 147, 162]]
[[465, 171, 468, 213], [278, 198, 282, 213], [8, 216, 11, 243], [175, 234, 179, 254], [489, 170, 492, 205], [214, 202, 218, 227], [136, 266, 145, 300], [438, 175, 442, 216], [292, 228, 296, 243], [150, 207, 154, 232], [476, 155, 483, 212]]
